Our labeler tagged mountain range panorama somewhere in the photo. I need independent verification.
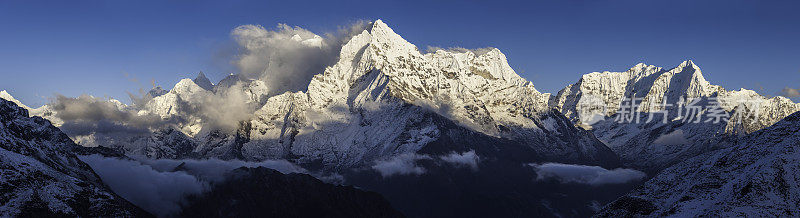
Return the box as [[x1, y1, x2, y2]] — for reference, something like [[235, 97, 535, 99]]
[[2, 19, 800, 217]]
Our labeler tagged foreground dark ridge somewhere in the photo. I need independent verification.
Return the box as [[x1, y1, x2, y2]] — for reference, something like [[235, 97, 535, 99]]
[[180, 167, 404, 218]]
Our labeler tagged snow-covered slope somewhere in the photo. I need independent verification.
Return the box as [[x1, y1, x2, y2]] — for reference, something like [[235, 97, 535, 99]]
[[589, 113, 730, 173], [597, 111, 800, 217], [0, 98, 148, 217]]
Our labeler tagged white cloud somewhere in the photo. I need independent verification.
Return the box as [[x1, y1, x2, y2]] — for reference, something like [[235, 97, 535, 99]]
[[51, 94, 182, 147], [231, 21, 369, 96], [52, 94, 170, 129], [195, 82, 260, 132], [439, 150, 480, 170], [135, 157, 307, 183], [780, 87, 800, 98], [425, 46, 495, 56], [653, 129, 688, 145], [371, 153, 431, 177], [529, 163, 646, 186]]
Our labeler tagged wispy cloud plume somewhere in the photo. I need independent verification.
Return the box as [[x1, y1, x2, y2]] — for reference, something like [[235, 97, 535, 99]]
[[195, 82, 260, 132], [780, 87, 800, 98], [231, 21, 369, 96], [425, 46, 495, 56]]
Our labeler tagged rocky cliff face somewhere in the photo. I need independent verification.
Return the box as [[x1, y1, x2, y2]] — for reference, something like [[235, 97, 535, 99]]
[[0, 98, 149, 217]]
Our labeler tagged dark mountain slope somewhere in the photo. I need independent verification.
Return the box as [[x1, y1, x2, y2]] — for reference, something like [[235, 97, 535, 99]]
[[180, 167, 403, 218], [597, 111, 800, 217], [0, 98, 150, 217]]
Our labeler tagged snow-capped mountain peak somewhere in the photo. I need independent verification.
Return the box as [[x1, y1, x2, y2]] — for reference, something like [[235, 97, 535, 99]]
[[366, 19, 418, 56], [639, 59, 715, 107], [310, 20, 553, 134], [141, 78, 208, 120], [0, 90, 31, 110], [147, 86, 168, 97], [214, 73, 248, 92], [677, 59, 697, 69], [193, 71, 215, 91], [0, 90, 61, 125], [171, 78, 208, 96]]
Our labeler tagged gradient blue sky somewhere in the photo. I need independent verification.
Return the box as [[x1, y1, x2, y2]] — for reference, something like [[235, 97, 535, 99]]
[[1, 0, 799, 107]]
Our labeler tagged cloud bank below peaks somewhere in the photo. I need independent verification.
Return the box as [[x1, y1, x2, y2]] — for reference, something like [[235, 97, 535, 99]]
[[79, 155, 311, 217], [78, 155, 206, 217]]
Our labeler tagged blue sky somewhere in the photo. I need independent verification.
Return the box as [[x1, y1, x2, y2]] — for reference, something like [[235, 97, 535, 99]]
[[1, 0, 799, 107]]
